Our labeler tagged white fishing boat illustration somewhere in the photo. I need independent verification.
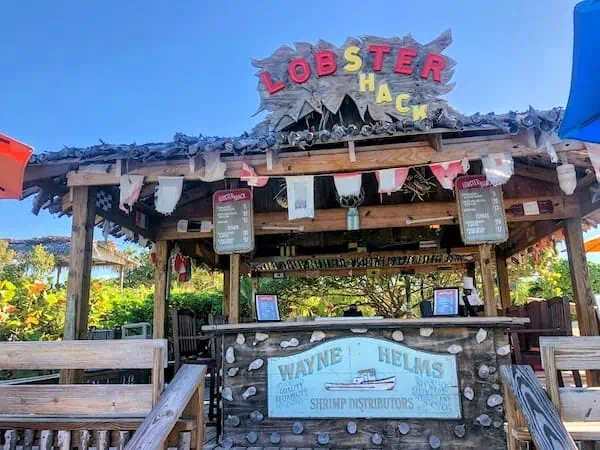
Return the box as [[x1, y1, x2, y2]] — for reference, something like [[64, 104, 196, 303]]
[[324, 369, 396, 391]]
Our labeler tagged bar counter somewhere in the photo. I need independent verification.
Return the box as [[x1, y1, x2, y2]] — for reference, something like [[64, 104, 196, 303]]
[[203, 317, 528, 450]]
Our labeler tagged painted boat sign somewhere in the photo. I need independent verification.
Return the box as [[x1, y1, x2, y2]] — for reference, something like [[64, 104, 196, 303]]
[[267, 337, 461, 419]]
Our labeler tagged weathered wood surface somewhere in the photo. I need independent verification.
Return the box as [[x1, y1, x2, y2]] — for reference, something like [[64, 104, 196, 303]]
[[496, 251, 511, 310], [202, 316, 528, 334], [153, 240, 169, 339], [125, 364, 207, 450], [158, 195, 579, 240], [229, 254, 241, 324], [479, 244, 498, 317], [0, 384, 153, 416], [220, 327, 511, 449], [0, 339, 167, 370], [500, 364, 577, 450]]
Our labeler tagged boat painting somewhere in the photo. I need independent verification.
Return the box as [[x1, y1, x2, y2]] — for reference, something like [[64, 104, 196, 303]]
[[325, 369, 396, 391]]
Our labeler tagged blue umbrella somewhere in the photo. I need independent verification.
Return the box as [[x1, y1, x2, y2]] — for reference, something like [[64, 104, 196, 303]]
[[559, 0, 600, 143]]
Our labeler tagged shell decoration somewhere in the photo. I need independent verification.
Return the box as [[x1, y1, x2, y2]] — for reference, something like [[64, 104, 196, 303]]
[[280, 338, 299, 348], [429, 435, 441, 449], [346, 421, 357, 434], [392, 330, 404, 342], [317, 432, 330, 445], [292, 421, 304, 435], [477, 414, 492, 427], [249, 410, 264, 423], [398, 422, 410, 435], [351, 328, 368, 334], [270, 432, 281, 444], [225, 347, 235, 364], [476, 328, 488, 344], [255, 332, 269, 342], [242, 386, 257, 400], [246, 431, 258, 444], [478, 364, 490, 379], [236, 333, 245, 345], [497, 344, 511, 356], [454, 424, 466, 438], [224, 415, 240, 427], [448, 344, 463, 354], [420, 327, 434, 337], [222, 437, 233, 449], [487, 394, 503, 407], [248, 358, 264, 371], [222, 387, 233, 401], [227, 367, 239, 377], [310, 331, 326, 342], [463, 386, 475, 401], [371, 433, 383, 445]]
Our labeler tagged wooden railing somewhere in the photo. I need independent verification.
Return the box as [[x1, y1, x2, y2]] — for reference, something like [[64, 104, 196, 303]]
[[500, 365, 577, 450], [126, 364, 206, 450]]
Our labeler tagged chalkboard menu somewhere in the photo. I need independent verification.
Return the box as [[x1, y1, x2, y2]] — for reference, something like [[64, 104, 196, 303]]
[[456, 175, 508, 244], [213, 189, 255, 255]]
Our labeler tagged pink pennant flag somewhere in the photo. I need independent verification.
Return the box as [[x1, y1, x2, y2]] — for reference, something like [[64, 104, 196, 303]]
[[376, 168, 409, 194], [241, 162, 269, 187], [430, 160, 469, 190], [333, 172, 363, 197]]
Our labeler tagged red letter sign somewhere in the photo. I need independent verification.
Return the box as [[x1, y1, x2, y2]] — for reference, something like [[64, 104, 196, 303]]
[[288, 58, 312, 84], [315, 50, 337, 77], [420, 53, 445, 82], [394, 48, 417, 75], [259, 71, 285, 95], [368, 44, 391, 71]]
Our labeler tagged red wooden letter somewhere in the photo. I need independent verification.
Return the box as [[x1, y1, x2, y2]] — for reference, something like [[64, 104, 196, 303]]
[[259, 71, 285, 95], [288, 58, 312, 84], [394, 47, 418, 75], [420, 53, 446, 82], [369, 44, 391, 71], [315, 50, 337, 77]]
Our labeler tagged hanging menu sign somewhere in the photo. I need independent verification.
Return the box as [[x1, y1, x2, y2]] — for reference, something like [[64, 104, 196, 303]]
[[213, 189, 255, 255], [456, 175, 508, 244]]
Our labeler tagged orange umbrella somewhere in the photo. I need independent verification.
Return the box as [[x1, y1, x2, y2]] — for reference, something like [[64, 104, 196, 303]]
[[584, 235, 600, 253], [0, 133, 34, 200]]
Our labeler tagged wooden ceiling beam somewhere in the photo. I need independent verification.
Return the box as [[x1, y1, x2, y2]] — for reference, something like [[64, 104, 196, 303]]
[[256, 264, 466, 278], [64, 137, 586, 187], [157, 195, 579, 240]]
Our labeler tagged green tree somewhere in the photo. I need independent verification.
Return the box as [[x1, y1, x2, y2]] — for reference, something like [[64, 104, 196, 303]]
[[24, 245, 55, 279]]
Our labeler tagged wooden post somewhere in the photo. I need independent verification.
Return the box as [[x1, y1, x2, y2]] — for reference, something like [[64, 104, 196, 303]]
[[496, 249, 511, 311], [119, 266, 125, 291], [223, 268, 230, 317], [153, 240, 169, 339], [479, 244, 498, 317], [229, 254, 240, 324], [61, 186, 95, 384], [250, 274, 258, 322], [55, 265, 62, 288]]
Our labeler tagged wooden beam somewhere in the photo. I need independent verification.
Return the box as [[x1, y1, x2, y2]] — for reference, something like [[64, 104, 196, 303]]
[[153, 241, 169, 339], [564, 218, 600, 340], [222, 268, 230, 317], [479, 244, 498, 317], [65, 137, 586, 187], [496, 248, 511, 310], [60, 186, 95, 384], [250, 275, 258, 321], [502, 220, 562, 257], [514, 165, 559, 184], [229, 254, 240, 324], [158, 195, 579, 240], [257, 264, 466, 278]]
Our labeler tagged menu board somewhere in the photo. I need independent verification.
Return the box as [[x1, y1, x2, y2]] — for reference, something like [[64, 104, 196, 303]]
[[433, 288, 460, 316], [255, 294, 280, 321], [213, 189, 254, 255], [456, 175, 509, 244]]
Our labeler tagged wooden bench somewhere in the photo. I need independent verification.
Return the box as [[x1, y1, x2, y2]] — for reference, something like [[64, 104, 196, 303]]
[[502, 336, 600, 450], [0, 340, 206, 450]]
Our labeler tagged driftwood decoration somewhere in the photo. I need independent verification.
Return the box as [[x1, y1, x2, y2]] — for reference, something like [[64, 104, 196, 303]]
[[252, 31, 456, 131]]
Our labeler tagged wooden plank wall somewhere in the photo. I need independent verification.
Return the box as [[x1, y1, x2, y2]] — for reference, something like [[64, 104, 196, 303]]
[[221, 327, 511, 450]]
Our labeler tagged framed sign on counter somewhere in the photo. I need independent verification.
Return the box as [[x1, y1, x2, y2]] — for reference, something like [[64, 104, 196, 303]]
[[213, 188, 254, 255], [455, 175, 509, 245], [255, 294, 280, 322], [433, 288, 460, 316]]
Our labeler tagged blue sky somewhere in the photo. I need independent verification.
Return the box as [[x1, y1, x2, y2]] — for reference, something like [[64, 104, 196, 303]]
[[2, 0, 596, 257]]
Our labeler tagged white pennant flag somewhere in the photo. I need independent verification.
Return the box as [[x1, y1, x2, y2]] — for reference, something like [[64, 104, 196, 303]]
[[333, 172, 362, 197], [155, 176, 184, 215], [430, 160, 469, 190], [376, 168, 409, 194], [482, 153, 514, 186], [587, 143, 600, 183], [286, 176, 314, 220], [119, 175, 145, 213]]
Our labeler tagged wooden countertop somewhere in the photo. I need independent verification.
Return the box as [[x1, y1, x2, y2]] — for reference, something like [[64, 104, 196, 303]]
[[201, 316, 529, 334]]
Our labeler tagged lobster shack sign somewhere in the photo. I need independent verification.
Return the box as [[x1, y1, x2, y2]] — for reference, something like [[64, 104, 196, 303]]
[[253, 30, 456, 130]]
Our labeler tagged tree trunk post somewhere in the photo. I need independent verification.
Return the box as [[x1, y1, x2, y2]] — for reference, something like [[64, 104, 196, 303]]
[[229, 254, 240, 324], [153, 240, 169, 339], [479, 244, 498, 317], [60, 186, 95, 384]]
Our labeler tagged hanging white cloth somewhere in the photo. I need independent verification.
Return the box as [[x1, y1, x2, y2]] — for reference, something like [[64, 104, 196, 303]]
[[155, 176, 184, 215], [333, 172, 362, 197], [376, 168, 409, 194], [199, 151, 227, 182], [587, 143, 600, 183], [481, 153, 514, 186], [430, 160, 469, 190], [241, 162, 269, 187], [285, 176, 315, 220], [119, 175, 145, 213]]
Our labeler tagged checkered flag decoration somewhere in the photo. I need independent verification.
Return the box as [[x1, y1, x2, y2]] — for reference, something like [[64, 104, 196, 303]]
[[95, 189, 113, 213]]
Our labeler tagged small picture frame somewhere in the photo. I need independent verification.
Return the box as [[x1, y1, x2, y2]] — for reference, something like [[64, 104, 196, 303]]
[[433, 288, 460, 316], [255, 294, 281, 322]]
